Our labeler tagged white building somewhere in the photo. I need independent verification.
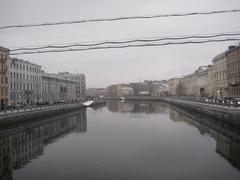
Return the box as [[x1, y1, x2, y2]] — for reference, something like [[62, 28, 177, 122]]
[[195, 66, 209, 96], [10, 58, 42, 105], [58, 72, 86, 100], [41, 73, 76, 103]]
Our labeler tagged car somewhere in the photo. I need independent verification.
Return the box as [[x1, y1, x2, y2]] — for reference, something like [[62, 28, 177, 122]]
[[234, 98, 240, 106]]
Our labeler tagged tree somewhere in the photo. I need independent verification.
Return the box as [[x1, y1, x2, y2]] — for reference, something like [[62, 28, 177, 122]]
[[176, 81, 184, 96]]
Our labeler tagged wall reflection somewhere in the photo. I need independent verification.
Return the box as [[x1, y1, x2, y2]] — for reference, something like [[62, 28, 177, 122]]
[[169, 106, 240, 170], [0, 109, 87, 180], [107, 100, 168, 114]]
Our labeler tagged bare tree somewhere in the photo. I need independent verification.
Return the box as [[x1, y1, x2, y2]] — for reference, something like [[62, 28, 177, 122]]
[[176, 81, 184, 96]]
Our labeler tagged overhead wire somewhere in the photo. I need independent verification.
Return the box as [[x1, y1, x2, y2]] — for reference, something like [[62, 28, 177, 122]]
[[9, 32, 240, 52], [10, 38, 240, 55], [1, 9, 240, 30]]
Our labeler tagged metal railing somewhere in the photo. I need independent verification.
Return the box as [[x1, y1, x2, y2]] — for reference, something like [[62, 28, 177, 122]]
[[0, 101, 83, 116], [169, 96, 240, 108]]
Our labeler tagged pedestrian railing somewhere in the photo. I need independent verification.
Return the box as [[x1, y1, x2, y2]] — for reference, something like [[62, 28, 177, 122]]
[[168, 96, 240, 108], [0, 101, 83, 116]]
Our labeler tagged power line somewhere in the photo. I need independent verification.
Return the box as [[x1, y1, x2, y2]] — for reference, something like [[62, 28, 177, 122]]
[[10, 32, 240, 52], [9, 38, 240, 55], [1, 9, 240, 30]]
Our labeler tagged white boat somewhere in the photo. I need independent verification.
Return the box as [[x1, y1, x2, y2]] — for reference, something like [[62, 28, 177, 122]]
[[83, 100, 94, 107], [120, 97, 126, 100]]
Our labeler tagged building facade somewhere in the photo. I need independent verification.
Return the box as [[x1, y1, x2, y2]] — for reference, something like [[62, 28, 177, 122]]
[[195, 66, 209, 96], [149, 80, 168, 96], [108, 84, 134, 97], [226, 45, 240, 97], [86, 88, 108, 97], [129, 82, 150, 95], [41, 73, 76, 103], [59, 72, 86, 100], [9, 58, 42, 105], [212, 52, 228, 98], [0, 47, 10, 108], [182, 73, 197, 96], [168, 77, 184, 96], [207, 65, 214, 96]]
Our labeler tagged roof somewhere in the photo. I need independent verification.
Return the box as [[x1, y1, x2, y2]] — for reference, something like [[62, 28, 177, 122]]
[[11, 57, 41, 67], [42, 73, 75, 83], [212, 52, 226, 62], [0, 46, 10, 52]]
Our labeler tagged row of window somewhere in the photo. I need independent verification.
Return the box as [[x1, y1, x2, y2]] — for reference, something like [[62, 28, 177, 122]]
[[227, 61, 240, 70], [229, 87, 240, 96], [214, 71, 226, 81], [0, 54, 8, 61], [214, 61, 226, 70], [10, 83, 41, 91], [228, 51, 239, 61], [1, 76, 8, 84], [0, 88, 8, 96], [10, 92, 40, 100], [11, 62, 40, 73], [69, 77, 85, 81], [42, 85, 75, 93], [11, 72, 41, 81], [0, 65, 7, 72], [76, 86, 85, 89]]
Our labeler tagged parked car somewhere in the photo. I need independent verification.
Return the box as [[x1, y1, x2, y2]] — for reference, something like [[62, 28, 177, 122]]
[[233, 98, 240, 106]]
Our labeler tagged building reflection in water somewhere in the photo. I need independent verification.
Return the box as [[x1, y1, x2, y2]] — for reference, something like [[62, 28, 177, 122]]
[[169, 106, 240, 170], [107, 100, 168, 114], [0, 109, 87, 180]]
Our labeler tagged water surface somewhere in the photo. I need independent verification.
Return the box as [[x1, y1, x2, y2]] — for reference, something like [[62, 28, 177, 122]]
[[0, 101, 240, 180]]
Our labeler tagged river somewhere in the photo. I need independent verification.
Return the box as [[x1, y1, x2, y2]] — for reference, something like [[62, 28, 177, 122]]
[[0, 100, 240, 180]]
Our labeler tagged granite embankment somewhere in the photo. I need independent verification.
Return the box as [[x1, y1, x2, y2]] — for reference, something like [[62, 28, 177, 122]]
[[0, 101, 105, 126], [106, 96, 240, 125]]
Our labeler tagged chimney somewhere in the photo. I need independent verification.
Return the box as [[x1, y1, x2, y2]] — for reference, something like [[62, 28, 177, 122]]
[[228, 45, 236, 50]]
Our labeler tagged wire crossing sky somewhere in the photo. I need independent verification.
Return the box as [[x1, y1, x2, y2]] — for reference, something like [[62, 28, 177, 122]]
[[9, 32, 240, 52], [1, 9, 240, 30], [10, 38, 240, 55], [1, 0, 240, 87]]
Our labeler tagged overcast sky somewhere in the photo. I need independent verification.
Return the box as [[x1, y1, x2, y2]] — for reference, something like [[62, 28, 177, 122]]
[[1, 0, 240, 88]]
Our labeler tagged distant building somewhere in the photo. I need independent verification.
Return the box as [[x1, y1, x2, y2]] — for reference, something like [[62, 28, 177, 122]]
[[0, 47, 10, 108], [195, 66, 209, 96], [176, 65, 214, 97], [182, 73, 197, 96], [59, 72, 86, 100], [207, 65, 214, 96], [212, 52, 228, 98], [226, 45, 240, 97], [168, 77, 184, 96], [147, 80, 168, 96], [129, 82, 150, 95], [108, 84, 134, 97], [9, 58, 42, 105], [41, 73, 76, 103], [86, 88, 108, 97]]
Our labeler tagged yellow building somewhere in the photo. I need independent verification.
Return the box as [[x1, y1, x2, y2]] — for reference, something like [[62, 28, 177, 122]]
[[168, 77, 184, 96], [207, 65, 214, 96], [0, 47, 10, 108], [226, 45, 240, 97], [212, 52, 228, 98], [182, 73, 197, 96], [108, 84, 134, 97]]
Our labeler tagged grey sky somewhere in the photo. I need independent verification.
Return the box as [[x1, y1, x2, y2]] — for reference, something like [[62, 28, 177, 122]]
[[1, 0, 240, 87]]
